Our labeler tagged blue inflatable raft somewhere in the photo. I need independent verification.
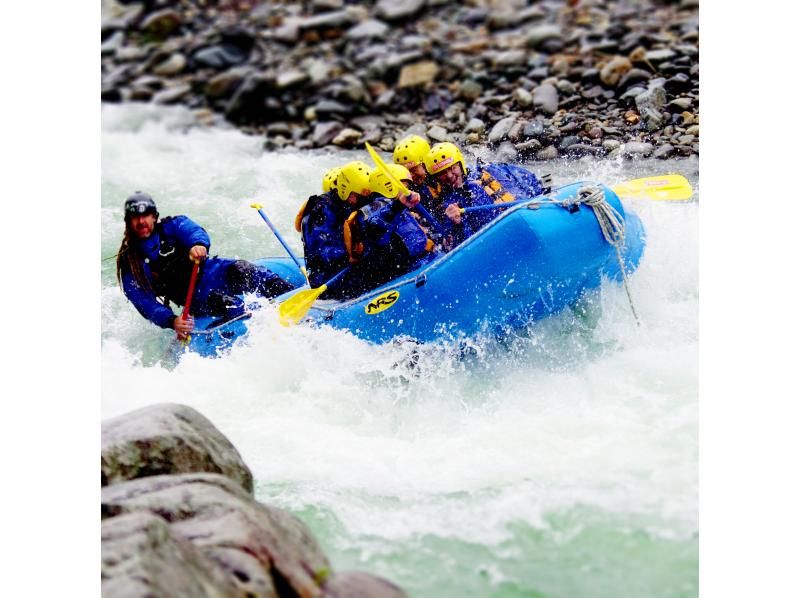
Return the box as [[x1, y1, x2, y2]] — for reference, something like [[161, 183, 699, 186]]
[[185, 182, 646, 356]]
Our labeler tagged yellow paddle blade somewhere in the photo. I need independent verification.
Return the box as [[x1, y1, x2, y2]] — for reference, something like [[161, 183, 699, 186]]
[[365, 142, 411, 195], [612, 174, 693, 201], [278, 285, 327, 326]]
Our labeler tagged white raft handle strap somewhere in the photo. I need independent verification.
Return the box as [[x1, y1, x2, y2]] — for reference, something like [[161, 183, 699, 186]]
[[561, 186, 641, 327]]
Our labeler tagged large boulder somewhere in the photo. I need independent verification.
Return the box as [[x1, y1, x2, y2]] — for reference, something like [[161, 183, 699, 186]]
[[101, 512, 238, 597], [322, 571, 407, 597], [102, 473, 331, 597], [101, 403, 253, 494]]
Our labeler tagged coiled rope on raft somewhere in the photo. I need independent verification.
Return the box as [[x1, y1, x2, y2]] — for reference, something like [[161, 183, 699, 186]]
[[556, 185, 641, 326]]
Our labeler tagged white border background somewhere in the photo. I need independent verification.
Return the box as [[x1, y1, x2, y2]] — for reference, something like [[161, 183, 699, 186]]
[[2, 1, 798, 595]]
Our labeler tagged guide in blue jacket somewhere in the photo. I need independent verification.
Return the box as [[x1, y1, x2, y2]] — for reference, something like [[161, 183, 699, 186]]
[[115, 192, 295, 338]]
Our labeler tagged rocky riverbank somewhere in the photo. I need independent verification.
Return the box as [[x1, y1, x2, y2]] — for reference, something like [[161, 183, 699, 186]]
[[101, 0, 698, 161], [101, 403, 407, 597]]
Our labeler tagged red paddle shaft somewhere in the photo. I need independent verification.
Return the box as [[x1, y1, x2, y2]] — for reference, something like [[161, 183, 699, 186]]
[[178, 261, 200, 339]]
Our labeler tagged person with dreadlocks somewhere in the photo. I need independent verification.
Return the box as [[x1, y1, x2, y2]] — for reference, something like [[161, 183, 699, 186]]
[[116, 191, 295, 338]]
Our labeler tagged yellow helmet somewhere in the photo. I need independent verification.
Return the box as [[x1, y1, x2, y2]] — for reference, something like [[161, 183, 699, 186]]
[[370, 164, 412, 198], [393, 135, 431, 168], [322, 166, 342, 193], [336, 161, 373, 202], [423, 142, 467, 176]]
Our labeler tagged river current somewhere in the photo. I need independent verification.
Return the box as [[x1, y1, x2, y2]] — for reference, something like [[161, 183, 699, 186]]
[[101, 104, 698, 597]]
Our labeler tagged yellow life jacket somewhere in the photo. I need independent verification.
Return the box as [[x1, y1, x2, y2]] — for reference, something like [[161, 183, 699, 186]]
[[479, 170, 516, 204]]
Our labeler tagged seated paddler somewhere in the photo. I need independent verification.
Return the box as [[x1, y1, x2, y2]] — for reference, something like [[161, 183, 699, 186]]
[[422, 142, 552, 249], [116, 192, 296, 339], [339, 164, 438, 297], [295, 161, 374, 298]]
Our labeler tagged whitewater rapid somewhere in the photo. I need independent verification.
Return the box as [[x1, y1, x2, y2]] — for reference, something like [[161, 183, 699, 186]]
[[101, 104, 698, 597]]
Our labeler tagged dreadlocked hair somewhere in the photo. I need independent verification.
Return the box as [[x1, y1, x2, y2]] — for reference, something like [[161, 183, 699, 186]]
[[116, 221, 154, 293]]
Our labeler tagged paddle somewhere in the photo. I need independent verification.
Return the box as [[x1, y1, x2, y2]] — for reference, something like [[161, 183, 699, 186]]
[[177, 260, 201, 344], [251, 203, 308, 282], [278, 266, 350, 326], [459, 174, 694, 214], [364, 142, 446, 235], [611, 174, 692, 201]]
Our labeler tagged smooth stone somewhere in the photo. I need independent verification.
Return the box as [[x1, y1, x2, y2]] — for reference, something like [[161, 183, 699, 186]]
[[192, 44, 249, 70], [488, 116, 517, 143], [526, 24, 562, 48], [398, 61, 439, 88], [458, 79, 484, 101], [346, 18, 389, 39], [427, 125, 450, 142], [685, 124, 700, 136], [668, 97, 692, 112], [312, 121, 343, 146], [332, 127, 362, 146], [375, 0, 425, 21], [600, 56, 632, 87], [494, 50, 528, 67], [653, 144, 675, 159], [101, 31, 125, 56], [536, 145, 559, 160], [645, 48, 677, 63], [603, 139, 622, 151], [564, 143, 605, 157], [152, 53, 186, 76], [533, 83, 559, 115], [513, 87, 533, 107], [277, 68, 309, 89], [619, 68, 651, 89], [558, 135, 580, 149], [495, 141, 518, 162], [140, 9, 182, 38], [298, 9, 357, 30], [204, 66, 251, 99], [635, 85, 667, 131], [621, 141, 654, 157], [152, 83, 191, 105]]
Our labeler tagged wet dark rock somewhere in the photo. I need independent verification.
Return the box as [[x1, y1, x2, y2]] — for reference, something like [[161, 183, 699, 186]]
[[204, 66, 251, 99], [101, 0, 698, 157], [192, 40, 252, 70], [312, 121, 344, 146], [224, 72, 274, 123], [619, 68, 652, 89], [314, 99, 351, 117], [665, 73, 692, 93], [582, 85, 605, 99]]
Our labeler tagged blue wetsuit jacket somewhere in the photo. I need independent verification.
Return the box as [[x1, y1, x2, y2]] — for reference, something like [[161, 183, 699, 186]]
[[121, 215, 292, 328]]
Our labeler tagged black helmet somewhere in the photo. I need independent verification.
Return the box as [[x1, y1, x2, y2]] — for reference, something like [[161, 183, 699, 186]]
[[124, 191, 158, 218]]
